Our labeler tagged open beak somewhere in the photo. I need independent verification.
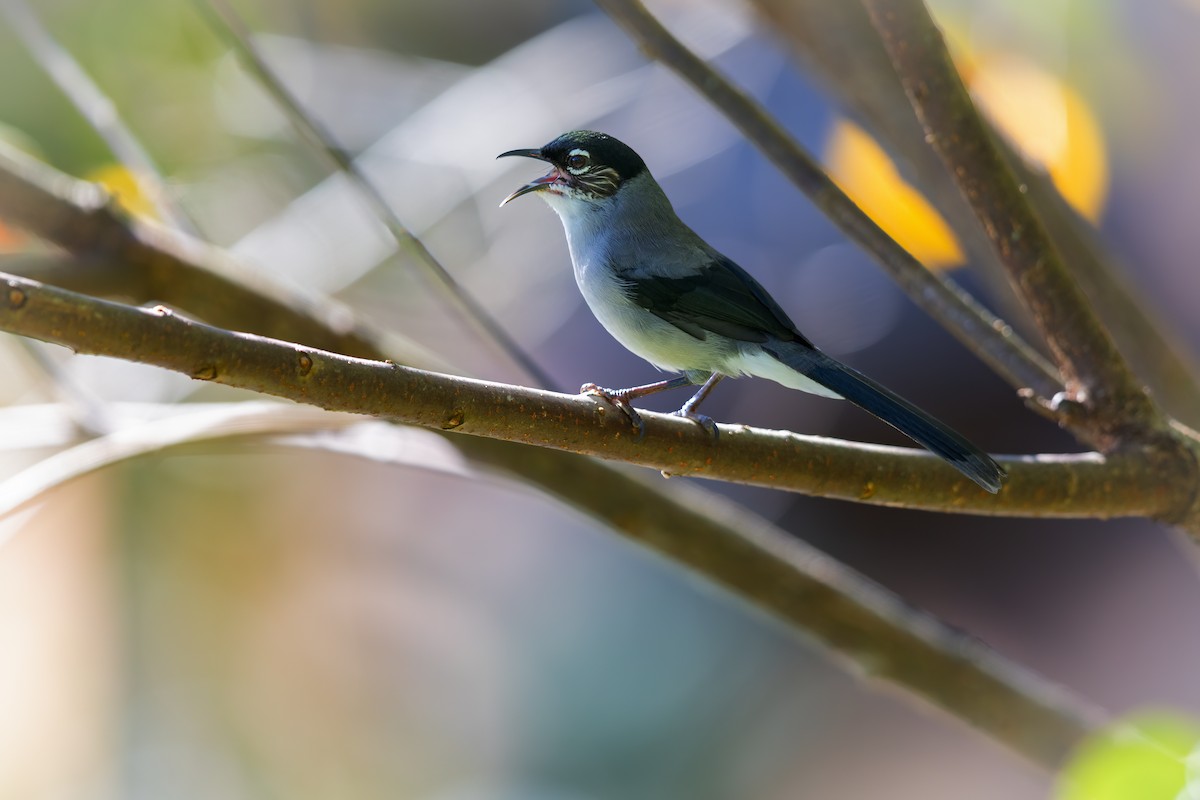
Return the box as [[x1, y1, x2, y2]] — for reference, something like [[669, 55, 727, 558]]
[[497, 148, 562, 206]]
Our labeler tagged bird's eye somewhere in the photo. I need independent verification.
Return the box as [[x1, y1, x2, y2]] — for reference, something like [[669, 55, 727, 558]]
[[565, 150, 590, 172]]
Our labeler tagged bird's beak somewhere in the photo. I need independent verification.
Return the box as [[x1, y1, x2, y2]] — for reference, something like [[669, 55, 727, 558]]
[[497, 148, 547, 162], [497, 148, 560, 207]]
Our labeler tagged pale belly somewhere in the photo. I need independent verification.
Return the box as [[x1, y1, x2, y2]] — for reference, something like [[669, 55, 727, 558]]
[[575, 263, 736, 374], [572, 260, 842, 398]]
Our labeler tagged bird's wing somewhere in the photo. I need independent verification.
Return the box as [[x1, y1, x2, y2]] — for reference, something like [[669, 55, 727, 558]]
[[623, 255, 813, 346]]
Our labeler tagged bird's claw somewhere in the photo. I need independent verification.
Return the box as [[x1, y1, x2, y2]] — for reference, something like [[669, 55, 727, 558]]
[[673, 409, 719, 441], [580, 382, 646, 440]]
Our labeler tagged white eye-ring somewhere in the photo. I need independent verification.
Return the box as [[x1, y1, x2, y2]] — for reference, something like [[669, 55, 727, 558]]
[[565, 149, 591, 174]]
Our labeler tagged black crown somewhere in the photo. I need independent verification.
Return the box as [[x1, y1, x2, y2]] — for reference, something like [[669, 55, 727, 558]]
[[540, 131, 648, 182]]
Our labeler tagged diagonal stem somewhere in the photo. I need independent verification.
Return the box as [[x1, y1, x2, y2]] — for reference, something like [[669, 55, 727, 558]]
[[860, 0, 1160, 446], [192, 0, 557, 390], [1, 0, 197, 234], [0, 140, 449, 370], [746, 0, 1200, 430]]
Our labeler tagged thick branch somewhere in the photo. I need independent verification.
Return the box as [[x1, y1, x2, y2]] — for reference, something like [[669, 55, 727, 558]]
[[1018, 169, 1200, 429], [861, 0, 1159, 443], [0, 139, 449, 371], [749, 0, 1200, 430], [0, 271, 1193, 520], [592, 0, 1064, 410]]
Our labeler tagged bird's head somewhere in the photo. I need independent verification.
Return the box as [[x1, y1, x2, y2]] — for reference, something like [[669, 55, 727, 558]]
[[498, 130, 647, 209]]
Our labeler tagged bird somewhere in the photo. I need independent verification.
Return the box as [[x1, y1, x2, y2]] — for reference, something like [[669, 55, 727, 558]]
[[498, 130, 1006, 493]]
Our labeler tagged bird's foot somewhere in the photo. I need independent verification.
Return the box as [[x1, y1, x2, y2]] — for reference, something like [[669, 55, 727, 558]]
[[580, 383, 646, 440], [672, 408, 719, 441]]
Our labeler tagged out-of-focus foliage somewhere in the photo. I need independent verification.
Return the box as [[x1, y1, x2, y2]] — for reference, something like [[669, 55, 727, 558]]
[[964, 52, 1108, 222], [824, 38, 1108, 270], [825, 118, 966, 269], [1056, 712, 1200, 800], [86, 165, 164, 221]]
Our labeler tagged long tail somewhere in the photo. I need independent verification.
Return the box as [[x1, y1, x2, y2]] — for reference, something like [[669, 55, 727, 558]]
[[764, 342, 1006, 493]]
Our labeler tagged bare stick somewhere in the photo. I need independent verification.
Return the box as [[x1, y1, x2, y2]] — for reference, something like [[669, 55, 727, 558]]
[[1, 271, 1193, 520]]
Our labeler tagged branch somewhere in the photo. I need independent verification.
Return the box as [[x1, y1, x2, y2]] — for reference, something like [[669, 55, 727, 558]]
[[591, 0, 1064, 412], [861, 0, 1160, 444], [748, 0, 1200, 430], [0, 270, 1193, 519], [0, 139, 448, 371], [1016, 163, 1200, 429]]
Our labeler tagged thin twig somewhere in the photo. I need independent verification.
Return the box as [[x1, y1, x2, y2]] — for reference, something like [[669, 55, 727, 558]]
[[861, 0, 1160, 446], [191, 0, 557, 390], [592, 0, 1063, 410], [0, 0, 196, 234], [0, 401, 464, 527], [7, 336, 110, 436]]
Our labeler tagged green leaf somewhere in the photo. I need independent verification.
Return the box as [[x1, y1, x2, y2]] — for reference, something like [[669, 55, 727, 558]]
[[1056, 711, 1200, 800]]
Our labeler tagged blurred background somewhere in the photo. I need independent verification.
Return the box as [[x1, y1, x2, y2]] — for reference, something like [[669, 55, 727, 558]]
[[1, 0, 1199, 797]]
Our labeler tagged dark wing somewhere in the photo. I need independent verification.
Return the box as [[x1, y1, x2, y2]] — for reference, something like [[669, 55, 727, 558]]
[[624, 255, 813, 346]]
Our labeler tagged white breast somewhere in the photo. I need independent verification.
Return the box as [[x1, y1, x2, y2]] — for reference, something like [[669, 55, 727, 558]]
[[539, 177, 744, 375]]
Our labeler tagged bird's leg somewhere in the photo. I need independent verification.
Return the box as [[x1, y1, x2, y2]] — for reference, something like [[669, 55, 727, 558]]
[[580, 375, 693, 439], [672, 372, 725, 440]]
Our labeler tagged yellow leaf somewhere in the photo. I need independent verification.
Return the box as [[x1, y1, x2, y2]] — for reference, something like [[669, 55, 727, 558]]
[[85, 164, 163, 222], [825, 119, 965, 269], [823, 44, 1109, 274], [969, 52, 1109, 222]]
